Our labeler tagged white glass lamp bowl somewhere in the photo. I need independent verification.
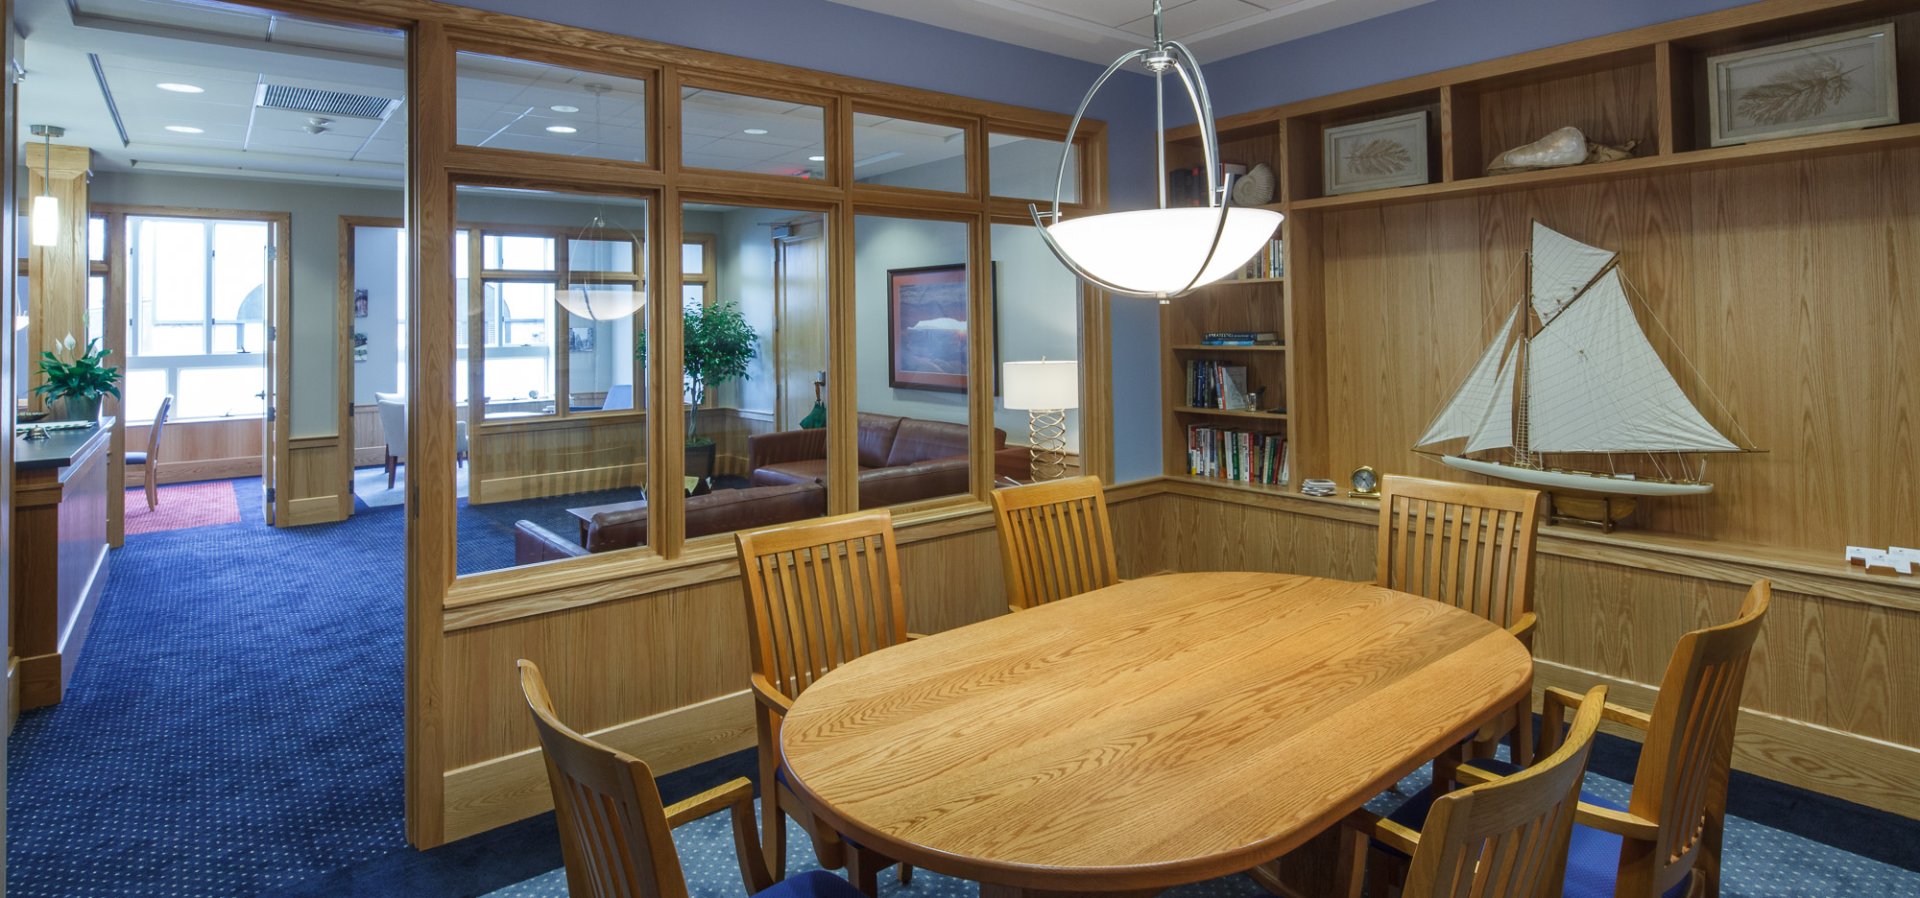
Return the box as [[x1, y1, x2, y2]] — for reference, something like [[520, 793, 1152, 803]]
[[1046, 206, 1283, 298], [559, 284, 643, 322]]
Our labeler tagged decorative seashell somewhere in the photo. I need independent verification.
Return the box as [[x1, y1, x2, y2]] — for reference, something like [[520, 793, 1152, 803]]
[[1231, 162, 1276, 206], [1584, 139, 1640, 165], [1487, 126, 1588, 174]]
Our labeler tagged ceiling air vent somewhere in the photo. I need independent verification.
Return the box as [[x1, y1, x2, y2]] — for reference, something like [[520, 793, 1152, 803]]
[[256, 84, 398, 120]]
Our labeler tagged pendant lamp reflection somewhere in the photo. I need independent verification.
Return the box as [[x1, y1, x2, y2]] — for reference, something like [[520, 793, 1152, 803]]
[[1030, 1, 1281, 300], [558, 84, 645, 323]]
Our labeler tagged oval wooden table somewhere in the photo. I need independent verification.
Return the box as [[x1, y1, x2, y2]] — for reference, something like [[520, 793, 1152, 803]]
[[778, 571, 1534, 898]]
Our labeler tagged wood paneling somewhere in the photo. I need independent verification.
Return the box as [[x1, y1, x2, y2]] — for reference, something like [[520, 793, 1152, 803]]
[[122, 418, 263, 487], [1312, 148, 1919, 551], [286, 437, 348, 525], [12, 427, 110, 710], [468, 416, 647, 504], [1116, 481, 1920, 819]]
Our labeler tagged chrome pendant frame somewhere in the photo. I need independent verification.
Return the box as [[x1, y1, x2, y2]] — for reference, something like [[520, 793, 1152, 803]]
[[1028, 1, 1240, 300]]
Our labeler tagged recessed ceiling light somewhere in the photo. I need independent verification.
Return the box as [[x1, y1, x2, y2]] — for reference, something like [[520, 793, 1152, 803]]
[[550, 105, 579, 113], [165, 125, 205, 134], [546, 125, 578, 134], [157, 82, 204, 94], [743, 128, 768, 135], [808, 155, 825, 162]]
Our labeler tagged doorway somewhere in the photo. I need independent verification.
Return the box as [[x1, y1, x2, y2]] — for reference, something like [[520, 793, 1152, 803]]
[[773, 220, 827, 431]]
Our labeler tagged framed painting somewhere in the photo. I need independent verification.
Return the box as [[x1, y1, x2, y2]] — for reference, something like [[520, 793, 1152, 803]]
[[887, 263, 996, 393], [1707, 24, 1899, 147]]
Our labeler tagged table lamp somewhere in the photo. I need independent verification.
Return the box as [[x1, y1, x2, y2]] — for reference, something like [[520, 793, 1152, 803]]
[[1002, 359, 1078, 481]]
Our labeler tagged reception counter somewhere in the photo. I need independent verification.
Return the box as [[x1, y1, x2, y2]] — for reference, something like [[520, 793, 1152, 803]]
[[12, 418, 112, 711]]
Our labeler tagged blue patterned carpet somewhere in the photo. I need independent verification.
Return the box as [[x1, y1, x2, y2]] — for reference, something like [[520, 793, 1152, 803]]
[[6, 478, 408, 898], [9, 478, 1920, 898]]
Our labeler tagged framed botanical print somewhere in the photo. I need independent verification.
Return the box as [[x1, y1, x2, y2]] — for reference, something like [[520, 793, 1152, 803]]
[[1323, 110, 1430, 196], [1708, 24, 1899, 147]]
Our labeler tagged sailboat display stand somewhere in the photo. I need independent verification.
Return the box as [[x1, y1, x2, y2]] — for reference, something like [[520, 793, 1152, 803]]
[[1414, 222, 1759, 531]]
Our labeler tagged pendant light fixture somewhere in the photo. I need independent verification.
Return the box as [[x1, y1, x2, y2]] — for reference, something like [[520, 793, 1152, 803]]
[[29, 125, 65, 248], [1030, 1, 1282, 300], [556, 84, 644, 322]]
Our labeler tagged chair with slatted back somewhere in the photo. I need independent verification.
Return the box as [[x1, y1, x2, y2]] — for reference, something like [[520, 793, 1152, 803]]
[[1411, 580, 1772, 898], [990, 476, 1119, 613], [1357, 685, 1608, 898], [736, 511, 914, 897], [1377, 474, 1543, 764], [126, 395, 173, 510], [518, 659, 864, 898]]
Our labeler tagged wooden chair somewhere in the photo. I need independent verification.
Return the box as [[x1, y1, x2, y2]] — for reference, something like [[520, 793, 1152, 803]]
[[126, 395, 173, 511], [1447, 580, 1773, 898], [1357, 685, 1609, 898], [517, 659, 866, 898], [1377, 474, 1543, 763], [990, 475, 1119, 612], [735, 510, 914, 897]]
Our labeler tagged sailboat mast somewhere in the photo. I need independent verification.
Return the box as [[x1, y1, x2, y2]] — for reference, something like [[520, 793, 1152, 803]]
[[1512, 250, 1532, 469]]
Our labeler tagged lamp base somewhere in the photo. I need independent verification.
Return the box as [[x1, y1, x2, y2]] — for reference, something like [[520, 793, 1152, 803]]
[[1026, 408, 1068, 481]]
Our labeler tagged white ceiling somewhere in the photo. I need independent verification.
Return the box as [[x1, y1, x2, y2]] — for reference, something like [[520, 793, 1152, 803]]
[[825, 0, 1434, 65]]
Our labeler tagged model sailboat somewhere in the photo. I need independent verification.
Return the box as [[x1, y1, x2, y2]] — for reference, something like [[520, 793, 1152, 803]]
[[1414, 222, 1755, 527]]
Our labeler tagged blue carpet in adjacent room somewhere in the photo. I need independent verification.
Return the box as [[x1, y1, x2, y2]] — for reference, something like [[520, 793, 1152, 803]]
[[6, 479, 408, 898]]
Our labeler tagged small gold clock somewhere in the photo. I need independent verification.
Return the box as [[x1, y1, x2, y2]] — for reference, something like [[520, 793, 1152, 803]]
[[1348, 465, 1380, 499]]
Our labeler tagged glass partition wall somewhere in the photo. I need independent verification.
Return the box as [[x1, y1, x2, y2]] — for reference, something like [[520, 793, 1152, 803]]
[[434, 46, 1101, 578]]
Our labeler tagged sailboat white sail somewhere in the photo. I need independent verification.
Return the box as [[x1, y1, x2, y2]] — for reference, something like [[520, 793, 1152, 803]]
[[1414, 222, 1748, 500]]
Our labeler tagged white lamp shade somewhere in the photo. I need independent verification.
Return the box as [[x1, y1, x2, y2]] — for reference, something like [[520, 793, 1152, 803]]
[[30, 194, 60, 247], [559, 283, 643, 321], [1046, 206, 1283, 298], [1003, 360, 1079, 410]]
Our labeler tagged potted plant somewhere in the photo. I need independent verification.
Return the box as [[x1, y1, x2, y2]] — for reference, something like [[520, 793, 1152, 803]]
[[34, 334, 121, 422], [640, 301, 758, 480]]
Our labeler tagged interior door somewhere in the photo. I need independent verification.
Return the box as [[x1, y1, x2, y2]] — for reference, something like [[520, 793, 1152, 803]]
[[772, 221, 827, 431], [260, 224, 289, 525]]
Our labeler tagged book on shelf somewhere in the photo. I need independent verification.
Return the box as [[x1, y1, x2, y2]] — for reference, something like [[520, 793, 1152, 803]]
[[1186, 424, 1287, 486], [1227, 237, 1285, 281], [1185, 360, 1258, 409], [1201, 330, 1281, 346]]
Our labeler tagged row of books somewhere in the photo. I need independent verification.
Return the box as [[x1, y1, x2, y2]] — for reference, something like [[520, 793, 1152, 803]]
[[1187, 425, 1288, 485], [1186, 360, 1253, 410], [1201, 330, 1281, 346], [1224, 238, 1285, 281]]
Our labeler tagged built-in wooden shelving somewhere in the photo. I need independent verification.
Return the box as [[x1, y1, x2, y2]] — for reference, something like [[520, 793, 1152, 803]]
[[1159, 0, 1920, 504], [1172, 407, 1289, 420]]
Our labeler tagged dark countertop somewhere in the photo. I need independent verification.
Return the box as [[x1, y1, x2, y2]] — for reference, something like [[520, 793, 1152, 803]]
[[15, 417, 115, 471]]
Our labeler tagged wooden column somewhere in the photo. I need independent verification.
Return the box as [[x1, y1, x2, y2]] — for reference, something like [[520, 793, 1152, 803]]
[[23, 142, 92, 411]]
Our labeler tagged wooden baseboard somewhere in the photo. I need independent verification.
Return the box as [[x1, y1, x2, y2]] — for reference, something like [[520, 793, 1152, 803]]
[[1533, 660, 1920, 818], [125, 456, 261, 487], [441, 689, 755, 842], [284, 495, 347, 526], [17, 653, 62, 710]]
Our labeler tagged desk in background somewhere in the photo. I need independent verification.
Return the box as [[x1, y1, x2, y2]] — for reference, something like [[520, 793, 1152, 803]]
[[12, 418, 112, 713]]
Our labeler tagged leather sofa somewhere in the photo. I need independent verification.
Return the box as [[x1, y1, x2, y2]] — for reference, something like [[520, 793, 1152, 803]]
[[748, 413, 1031, 507], [513, 481, 826, 564]]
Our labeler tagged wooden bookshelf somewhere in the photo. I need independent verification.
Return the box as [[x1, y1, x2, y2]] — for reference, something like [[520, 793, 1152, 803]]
[[1160, 0, 1920, 523], [1173, 407, 1289, 421]]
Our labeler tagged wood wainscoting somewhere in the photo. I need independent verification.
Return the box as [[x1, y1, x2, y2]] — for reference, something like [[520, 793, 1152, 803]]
[[435, 499, 1023, 842], [286, 436, 351, 526], [1104, 477, 1920, 820], [123, 418, 263, 487]]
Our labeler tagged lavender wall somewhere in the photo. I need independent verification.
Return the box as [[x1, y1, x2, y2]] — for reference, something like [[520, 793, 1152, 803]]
[[1200, 0, 1759, 119]]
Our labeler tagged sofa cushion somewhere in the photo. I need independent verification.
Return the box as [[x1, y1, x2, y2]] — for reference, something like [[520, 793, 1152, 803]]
[[884, 418, 969, 468], [856, 413, 903, 468], [584, 482, 826, 553], [857, 457, 969, 508], [752, 458, 830, 488]]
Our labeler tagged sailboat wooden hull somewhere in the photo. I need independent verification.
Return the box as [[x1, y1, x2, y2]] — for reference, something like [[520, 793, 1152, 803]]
[[1439, 455, 1714, 497]]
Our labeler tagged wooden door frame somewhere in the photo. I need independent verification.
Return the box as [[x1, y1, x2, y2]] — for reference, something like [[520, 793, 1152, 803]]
[[89, 204, 293, 525]]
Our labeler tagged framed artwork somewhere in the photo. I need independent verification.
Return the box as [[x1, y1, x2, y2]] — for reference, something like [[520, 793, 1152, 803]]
[[1708, 24, 1899, 147], [887, 263, 997, 394], [1322, 111, 1430, 196], [567, 326, 596, 352], [353, 288, 370, 318]]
